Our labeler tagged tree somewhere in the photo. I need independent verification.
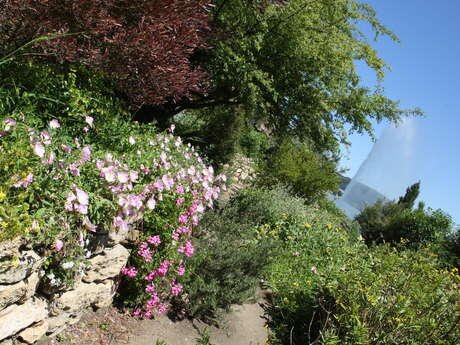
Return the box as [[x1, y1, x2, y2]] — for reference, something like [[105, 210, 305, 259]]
[[147, 0, 420, 153], [0, 0, 211, 106], [356, 181, 453, 247], [398, 181, 420, 209]]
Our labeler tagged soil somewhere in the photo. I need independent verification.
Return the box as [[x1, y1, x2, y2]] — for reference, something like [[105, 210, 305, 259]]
[[36, 300, 269, 345]]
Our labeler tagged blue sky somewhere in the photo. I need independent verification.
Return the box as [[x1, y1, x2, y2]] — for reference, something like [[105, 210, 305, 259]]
[[339, 0, 460, 223]]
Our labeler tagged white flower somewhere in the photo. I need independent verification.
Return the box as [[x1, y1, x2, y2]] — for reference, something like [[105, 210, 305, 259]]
[[61, 261, 75, 269], [128, 136, 136, 145], [147, 198, 156, 210]]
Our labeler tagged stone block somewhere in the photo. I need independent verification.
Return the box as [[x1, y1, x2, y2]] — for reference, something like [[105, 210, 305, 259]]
[[51, 280, 115, 315], [0, 297, 48, 341], [83, 244, 129, 283], [0, 251, 43, 285], [18, 320, 48, 344]]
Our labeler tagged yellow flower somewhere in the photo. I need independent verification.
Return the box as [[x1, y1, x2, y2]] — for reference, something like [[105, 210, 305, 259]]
[[292, 282, 299, 287], [0, 191, 5, 202]]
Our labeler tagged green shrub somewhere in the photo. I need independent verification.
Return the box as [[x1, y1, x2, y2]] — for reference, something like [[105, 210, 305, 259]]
[[239, 126, 270, 161], [435, 229, 460, 269], [356, 199, 453, 248], [0, 61, 128, 128], [226, 185, 309, 226], [266, 210, 364, 344], [174, 203, 279, 322], [267, 216, 460, 345], [385, 207, 453, 246], [174, 185, 318, 322], [354, 199, 402, 245], [259, 140, 340, 202]]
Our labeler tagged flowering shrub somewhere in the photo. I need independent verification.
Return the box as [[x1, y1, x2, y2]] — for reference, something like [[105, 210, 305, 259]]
[[0, 113, 225, 316], [264, 201, 460, 345]]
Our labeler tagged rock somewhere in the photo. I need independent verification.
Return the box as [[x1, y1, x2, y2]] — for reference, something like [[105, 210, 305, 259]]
[[23, 273, 40, 301], [0, 238, 22, 260], [51, 280, 115, 315], [0, 297, 48, 341], [83, 245, 129, 283], [0, 338, 13, 345], [0, 281, 27, 311], [0, 251, 43, 285], [46, 312, 83, 336], [18, 320, 48, 344], [125, 229, 140, 243]]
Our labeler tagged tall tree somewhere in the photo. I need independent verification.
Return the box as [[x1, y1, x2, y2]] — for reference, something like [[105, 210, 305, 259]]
[[163, 0, 421, 154], [398, 181, 421, 209]]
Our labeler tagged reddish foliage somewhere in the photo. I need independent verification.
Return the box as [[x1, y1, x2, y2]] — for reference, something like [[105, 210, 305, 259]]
[[0, 0, 211, 106]]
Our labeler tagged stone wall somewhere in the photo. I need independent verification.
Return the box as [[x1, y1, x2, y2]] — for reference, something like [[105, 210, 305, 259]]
[[0, 228, 131, 344]]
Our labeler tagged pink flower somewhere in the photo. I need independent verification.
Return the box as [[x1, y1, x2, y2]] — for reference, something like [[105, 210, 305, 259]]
[[23, 173, 34, 187], [46, 152, 55, 165], [132, 308, 141, 317], [147, 235, 161, 246], [101, 167, 116, 183], [117, 171, 129, 184], [81, 146, 91, 161], [113, 216, 128, 231], [170, 283, 183, 296], [121, 266, 138, 278], [146, 198, 156, 210], [187, 166, 196, 175], [68, 163, 81, 176], [157, 305, 168, 314], [178, 213, 188, 224], [75, 203, 88, 215], [178, 240, 194, 257], [138, 248, 153, 262], [177, 266, 186, 276], [176, 197, 185, 206], [33, 142, 45, 158], [54, 240, 64, 251], [129, 170, 139, 182], [74, 186, 89, 205], [176, 185, 184, 194], [85, 116, 94, 127], [82, 216, 97, 232], [40, 131, 52, 145], [161, 175, 174, 190], [145, 284, 156, 293], [4, 118, 16, 131], [49, 119, 60, 129], [61, 145, 70, 154]]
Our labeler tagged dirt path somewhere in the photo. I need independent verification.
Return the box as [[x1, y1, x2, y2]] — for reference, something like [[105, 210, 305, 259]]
[[128, 303, 268, 345], [37, 301, 269, 345]]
